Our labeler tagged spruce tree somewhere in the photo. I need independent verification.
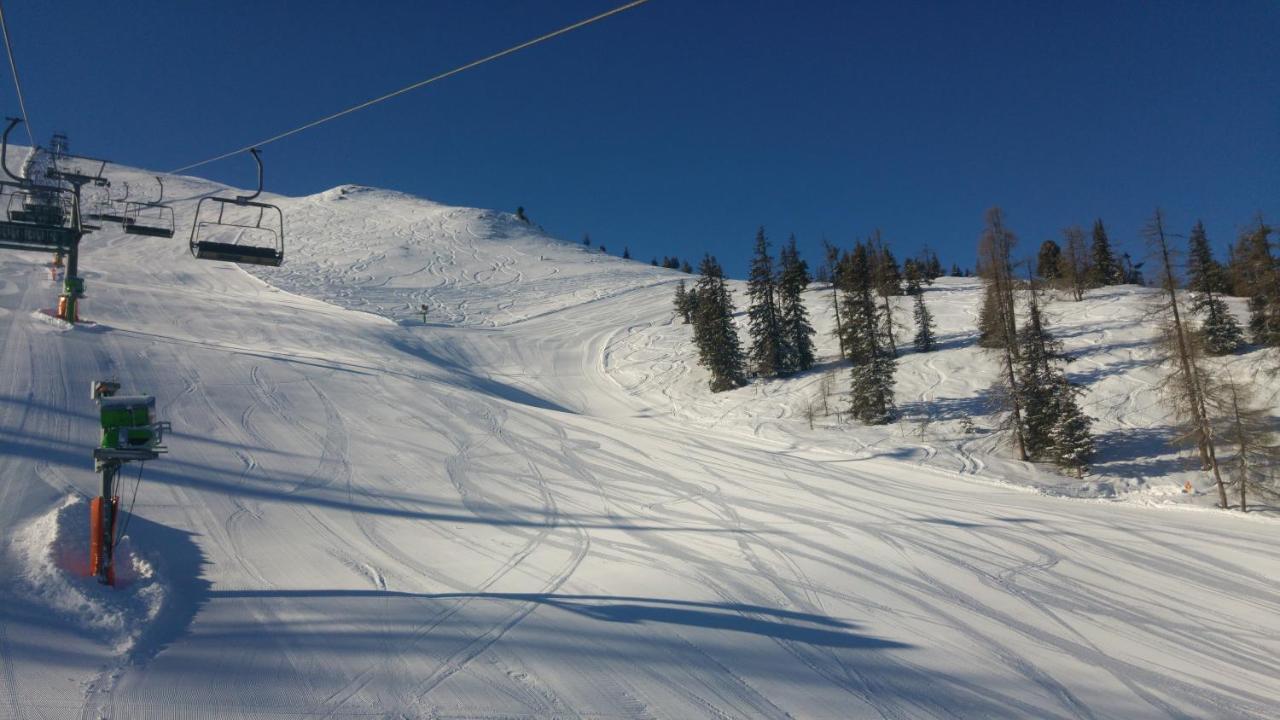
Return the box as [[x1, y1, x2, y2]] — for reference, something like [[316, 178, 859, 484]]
[[1232, 220, 1279, 346], [778, 234, 816, 373], [912, 292, 935, 353], [1186, 221, 1244, 354], [1089, 219, 1123, 286], [1015, 281, 1094, 472], [903, 259, 923, 295], [691, 255, 747, 392], [680, 260, 693, 274], [1186, 221, 1229, 295], [673, 279, 696, 324], [1037, 240, 1063, 280], [745, 227, 786, 378], [843, 243, 896, 424], [1050, 390, 1095, 477]]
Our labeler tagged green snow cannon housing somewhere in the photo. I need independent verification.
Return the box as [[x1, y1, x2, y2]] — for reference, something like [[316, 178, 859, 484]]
[[98, 395, 161, 450]]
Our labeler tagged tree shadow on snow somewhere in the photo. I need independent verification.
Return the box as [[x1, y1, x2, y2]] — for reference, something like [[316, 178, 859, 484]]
[[1090, 426, 1190, 477], [208, 590, 910, 651]]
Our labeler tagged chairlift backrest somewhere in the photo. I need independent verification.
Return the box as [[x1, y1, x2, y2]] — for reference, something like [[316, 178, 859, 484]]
[[123, 176, 175, 238]]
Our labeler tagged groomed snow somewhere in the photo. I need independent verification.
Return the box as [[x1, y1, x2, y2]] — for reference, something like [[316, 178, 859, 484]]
[[1, 157, 1277, 718]]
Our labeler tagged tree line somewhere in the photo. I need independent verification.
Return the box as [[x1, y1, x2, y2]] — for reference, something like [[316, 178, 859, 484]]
[[982, 208, 1277, 506]]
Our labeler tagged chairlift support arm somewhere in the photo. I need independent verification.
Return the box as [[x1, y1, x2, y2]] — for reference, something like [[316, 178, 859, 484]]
[[237, 148, 263, 203], [1, 117, 24, 183]]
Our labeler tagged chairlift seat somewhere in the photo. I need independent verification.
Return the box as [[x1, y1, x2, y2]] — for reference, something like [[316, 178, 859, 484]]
[[0, 220, 78, 252], [10, 207, 66, 225], [122, 220, 175, 238], [191, 241, 283, 266]]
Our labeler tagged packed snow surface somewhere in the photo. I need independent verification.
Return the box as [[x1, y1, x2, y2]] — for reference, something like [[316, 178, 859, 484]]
[[1, 159, 1277, 718]]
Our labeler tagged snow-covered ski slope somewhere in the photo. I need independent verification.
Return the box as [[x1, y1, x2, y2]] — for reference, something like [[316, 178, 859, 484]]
[[1, 159, 1277, 719]]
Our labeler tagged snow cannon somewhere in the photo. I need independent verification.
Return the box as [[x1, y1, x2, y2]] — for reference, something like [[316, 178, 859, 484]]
[[89, 380, 170, 585]]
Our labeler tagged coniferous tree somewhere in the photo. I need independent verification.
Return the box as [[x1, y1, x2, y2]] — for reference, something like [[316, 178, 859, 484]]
[[823, 239, 848, 359], [673, 279, 696, 324], [582, 233, 591, 246], [1231, 219, 1279, 346], [920, 246, 943, 281], [1050, 390, 1095, 477], [622, 247, 631, 259], [1187, 221, 1229, 295], [843, 243, 896, 424], [681, 260, 693, 274], [1120, 252, 1145, 285], [912, 292, 935, 353], [1089, 219, 1123, 286], [691, 255, 747, 392], [903, 259, 924, 295], [950, 262, 961, 277], [1212, 372, 1280, 511], [1186, 222, 1244, 354], [870, 232, 901, 355], [1037, 240, 1063, 280], [778, 234, 816, 373], [977, 208, 1028, 460], [1060, 226, 1090, 301], [745, 227, 786, 378], [651, 257, 658, 266], [1149, 209, 1229, 507]]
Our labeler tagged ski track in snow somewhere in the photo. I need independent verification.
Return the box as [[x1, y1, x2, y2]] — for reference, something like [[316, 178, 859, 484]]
[[0, 159, 1278, 718]]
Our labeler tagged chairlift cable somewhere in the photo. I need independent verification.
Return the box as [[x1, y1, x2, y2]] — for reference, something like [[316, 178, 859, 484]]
[[0, 0, 34, 147], [167, 0, 650, 175]]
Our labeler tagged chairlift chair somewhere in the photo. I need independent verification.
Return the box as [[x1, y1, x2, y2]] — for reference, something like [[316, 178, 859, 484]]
[[86, 181, 128, 224], [189, 148, 284, 267], [0, 118, 79, 254], [122, 176, 175, 238]]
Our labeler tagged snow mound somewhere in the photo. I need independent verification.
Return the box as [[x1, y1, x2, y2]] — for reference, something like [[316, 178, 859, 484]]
[[12, 495, 166, 654]]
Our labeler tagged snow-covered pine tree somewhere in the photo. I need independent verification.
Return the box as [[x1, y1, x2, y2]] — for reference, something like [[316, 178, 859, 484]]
[[692, 255, 747, 392], [911, 292, 935, 353], [746, 227, 786, 378], [1089, 219, 1124, 286], [778, 234, 816, 373], [843, 243, 896, 424]]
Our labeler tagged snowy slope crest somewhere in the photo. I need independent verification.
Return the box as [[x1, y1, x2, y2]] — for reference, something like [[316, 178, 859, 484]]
[[252, 183, 682, 327], [12, 496, 165, 653]]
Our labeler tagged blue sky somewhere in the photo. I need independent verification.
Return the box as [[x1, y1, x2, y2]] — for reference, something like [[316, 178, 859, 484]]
[[4, 1, 1277, 277]]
